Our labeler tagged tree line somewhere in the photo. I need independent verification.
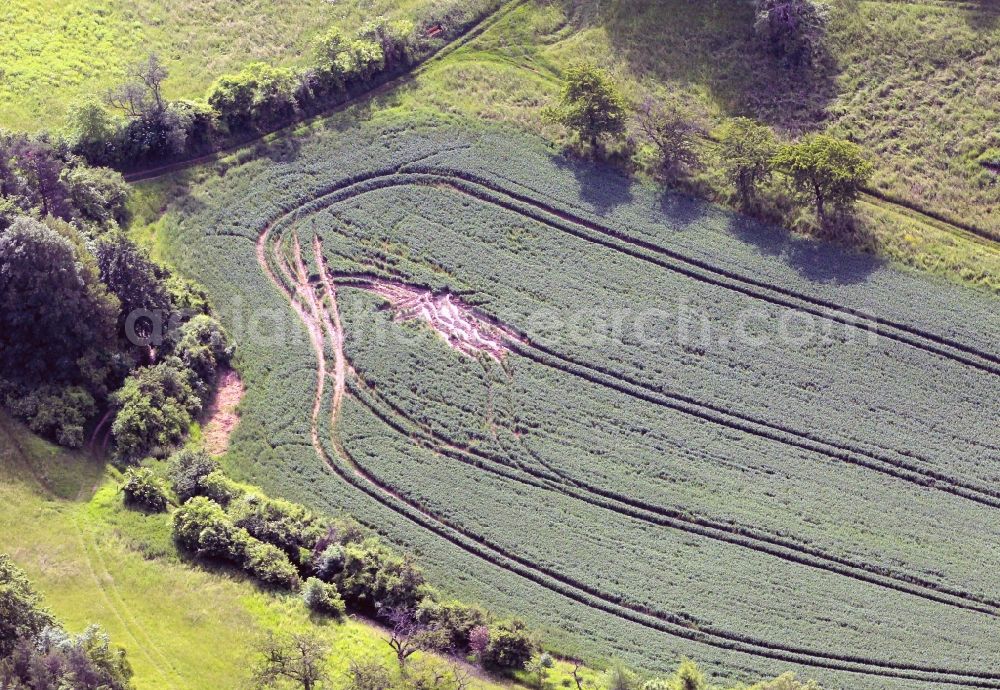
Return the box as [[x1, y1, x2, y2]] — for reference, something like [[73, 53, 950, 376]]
[[544, 0, 871, 233], [64, 3, 495, 172]]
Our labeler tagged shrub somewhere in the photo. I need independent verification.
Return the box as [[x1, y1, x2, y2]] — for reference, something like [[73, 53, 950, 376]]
[[334, 538, 428, 613], [172, 496, 243, 560], [172, 314, 233, 386], [242, 540, 301, 590], [207, 63, 300, 132], [199, 470, 246, 507], [121, 468, 168, 512], [111, 358, 202, 461], [347, 660, 392, 690], [4, 385, 96, 448], [415, 598, 489, 652], [60, 164, 130, 227], [2, 625, 134, 690], [167, 448, 219, 502], [359, 17, 416, 68], [313, 543, 346, 581], [302, 577, 346, 618], [481, 619, 534, 671], [228, 492, 328, 563]]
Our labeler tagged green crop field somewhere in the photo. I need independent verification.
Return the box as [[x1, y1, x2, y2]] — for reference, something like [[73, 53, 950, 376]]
[[0, 0, 439, 130], [144, 114, 1000, 690]]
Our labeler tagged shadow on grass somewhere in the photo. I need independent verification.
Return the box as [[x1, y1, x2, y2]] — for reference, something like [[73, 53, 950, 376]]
[[596, 0, 839, 132]]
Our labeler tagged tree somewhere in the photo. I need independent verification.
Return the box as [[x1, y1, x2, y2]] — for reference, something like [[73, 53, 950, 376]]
[[772, 133, 873, 221], [382, 607, 448, 672], [545, 64, 628, 149], [167, 448, 220, 502], [60, 164, 130, 227], [634, 97, 701, 179], [718, 117, 778, 207], [346, 660, 392, 690], [9, 136, 72, 219], [111, 358, 202, 460], [0, 554, 56, 657], [251, 632, 330, 690], [302, 578, 346, 618], [121, 468, 169, 512], [603, 663, 637, 690], [754, 0, 830, 68], [1, 625, 135, 690], [106, 53, 168, 117], [0, 217, 119, 389], [480, 619, 533, 671], [94, 230, 172, 344], [172, 314, 233, 386]]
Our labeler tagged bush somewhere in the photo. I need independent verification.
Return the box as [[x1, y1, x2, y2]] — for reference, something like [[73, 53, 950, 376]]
[[718, 117, 778, 207], [754, 0, 829, 68], [1, 625, 134, 690], [228, 492, 328, 563], [481, 619, 534, 671], [121, 468, 168, 512], [60, 164, 130, 227], [207, 63, 300, 133], [313, 543, 346, 581], [4, 385, 96, 448], [111, 358, 202, 461], [334, 538, 428, 613], [242, 540, 301, 590], [0, 555, 56, 657], [167, 448, 219, 502], [544, 64, 627, 149], [415, 598, 489, 652], [172, 314, 233, 386], [172, 496, 244, 560], [302, 577, 346, 618], [199, 470, 246, 507], [772, 133, 873, 222]]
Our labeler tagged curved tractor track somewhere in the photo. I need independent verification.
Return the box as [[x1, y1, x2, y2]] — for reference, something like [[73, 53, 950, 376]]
[[266, 165, 1000, 514], [254, 172, 1000, 687]]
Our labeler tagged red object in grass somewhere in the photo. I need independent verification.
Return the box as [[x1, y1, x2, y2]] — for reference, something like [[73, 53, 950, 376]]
[[426, 24, 444, 37]]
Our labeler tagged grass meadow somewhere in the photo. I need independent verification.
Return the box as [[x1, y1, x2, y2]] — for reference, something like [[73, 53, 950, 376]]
[[0, 0, 437, 131], [0, 409, 583, 690]]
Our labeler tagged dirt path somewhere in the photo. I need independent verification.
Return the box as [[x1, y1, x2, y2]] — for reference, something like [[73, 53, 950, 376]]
[[202, 368, 245, 456]]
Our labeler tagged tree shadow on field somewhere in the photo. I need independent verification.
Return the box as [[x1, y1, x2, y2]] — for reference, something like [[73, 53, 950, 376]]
[[595, 0, 839, 133], [658, 191, 710, 232], [552, 154, 635, 214], [962, 0, 1000, 31], [725, 215, 881, 286]]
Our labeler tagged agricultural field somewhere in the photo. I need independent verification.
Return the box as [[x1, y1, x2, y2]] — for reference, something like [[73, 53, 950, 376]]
[[146, 116, 1000, 690], [0, 0, 445, 130], [382, 0, 1000, 289]]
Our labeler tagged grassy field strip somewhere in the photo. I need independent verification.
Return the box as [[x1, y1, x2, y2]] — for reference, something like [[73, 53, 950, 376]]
[[335, 348, 1000, 618], [252, 221, 1000, 686]]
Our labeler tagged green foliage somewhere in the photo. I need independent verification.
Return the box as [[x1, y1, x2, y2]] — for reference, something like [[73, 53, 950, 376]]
[[3, 384, 95, 448], [313, 544, 346, 581], [746, 673, 821, 690], [302, 577, 346, 618], [545, 65, 628, 148], [59, 164, 130, 227], [229, 492, 328, 564], [0, 554, 56, 657], [772, 133, 873, 220], [111, 358, 202, 461], [172, 314, 233, 387], [94, 230, 172, 342], [243, 539, 302, 590], [199, 469, 247, 507], [207, 63, 300, 132], [481, 620, 534, 672], [717, 117, 778, 207], [634, 98, 700, 180], [167, 448, 220, 503], [0, 216, 118, 390], [415, 598, 489, 652], [172, 496, 243, 559], [121, 467, 169, 513], [1, 625, 135, 690], [333, 539, 428, 614]]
